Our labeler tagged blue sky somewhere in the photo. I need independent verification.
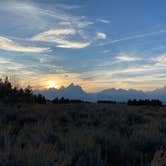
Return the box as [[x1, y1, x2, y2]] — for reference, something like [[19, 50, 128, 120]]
[[0, 0, 166, 92]]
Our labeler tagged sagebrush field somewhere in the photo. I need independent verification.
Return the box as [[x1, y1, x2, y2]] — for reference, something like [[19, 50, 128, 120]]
[[0, 103, 165, 166]]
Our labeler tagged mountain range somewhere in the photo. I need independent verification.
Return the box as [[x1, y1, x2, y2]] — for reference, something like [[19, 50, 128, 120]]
[[35, 83, 166, 102]]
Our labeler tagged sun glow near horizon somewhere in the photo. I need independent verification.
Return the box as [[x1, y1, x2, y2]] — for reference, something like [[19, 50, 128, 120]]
[[47, 81, 59, 89]]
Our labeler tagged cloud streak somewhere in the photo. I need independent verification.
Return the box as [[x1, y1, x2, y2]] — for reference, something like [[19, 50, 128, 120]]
[[0, 1, 93, 29], [0, 36, 49, 53], [152, 54, 166, 66], [30, 29, 90, 49], [116, 54, 141, 62], [100, 30, 166, 46], [0, 1, 105, 49], [98, 19, 110, 24]]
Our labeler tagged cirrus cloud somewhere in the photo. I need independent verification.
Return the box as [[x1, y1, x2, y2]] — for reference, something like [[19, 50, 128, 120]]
[[116, 54, 141, 62], [0, 36, 49, 53], [30, 28, 90, 49], [152, 54, 166, 66]]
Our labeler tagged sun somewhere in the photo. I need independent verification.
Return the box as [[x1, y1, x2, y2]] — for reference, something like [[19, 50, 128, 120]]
[[48, 81, 58, 89]]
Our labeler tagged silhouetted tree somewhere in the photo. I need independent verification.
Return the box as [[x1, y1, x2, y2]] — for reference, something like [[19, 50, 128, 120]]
[[59, 97, 65, 104], [52, 97, 83, 104], [24, 86, 33, 103], [127, 99, 162, 106], [34, 94, 46, 104], [0, 77, 46, 104], [52, 97, 59, 104], [97, 100, 117, 104]]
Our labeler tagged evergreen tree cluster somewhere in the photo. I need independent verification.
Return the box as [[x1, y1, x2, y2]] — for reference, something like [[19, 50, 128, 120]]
[[128, 99, 162, 106], [97, 100, 117, 104], [52, 97, 84, 104], [0, 77, 46, 104]]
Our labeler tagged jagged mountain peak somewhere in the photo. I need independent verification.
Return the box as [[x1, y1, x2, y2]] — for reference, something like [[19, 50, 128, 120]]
[[35, 84, 166, 102]]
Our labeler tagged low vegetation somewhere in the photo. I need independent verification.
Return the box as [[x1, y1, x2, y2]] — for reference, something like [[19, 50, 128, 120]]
[[0, 102, 165, 165]]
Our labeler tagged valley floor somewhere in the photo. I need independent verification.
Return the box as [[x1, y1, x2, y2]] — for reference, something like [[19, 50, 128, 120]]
[[0, 103, 165, 166]]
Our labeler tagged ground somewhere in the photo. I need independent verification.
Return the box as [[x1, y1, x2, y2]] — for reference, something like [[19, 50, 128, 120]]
[[0, 103, 165, 166]]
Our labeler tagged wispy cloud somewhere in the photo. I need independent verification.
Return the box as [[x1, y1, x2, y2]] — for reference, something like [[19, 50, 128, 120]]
[[55, 4, 80, 10], [55, 40, 90, 49], [116, 54, 141, 62], [0, 57, 24, 72], [30, 29, 90, 49], [0, 1, 105, 49], [98, 19, 110, 24], [30, 29, 76, 42], [152, 54, 166, 66], [0, 1, 93, 29], [100, 30, 166, 46], [0, 36, 49, 53], [78, 63, 166, 91]]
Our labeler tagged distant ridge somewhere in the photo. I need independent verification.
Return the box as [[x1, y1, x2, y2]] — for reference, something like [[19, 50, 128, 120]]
[[35, 83, 166, 102]]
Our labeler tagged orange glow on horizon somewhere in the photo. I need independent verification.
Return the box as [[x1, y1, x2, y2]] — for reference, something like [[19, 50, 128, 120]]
[[47, 81, 59, 89]]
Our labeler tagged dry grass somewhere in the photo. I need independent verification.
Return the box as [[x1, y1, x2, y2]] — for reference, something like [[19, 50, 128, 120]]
[[0, 103, 165, 166]]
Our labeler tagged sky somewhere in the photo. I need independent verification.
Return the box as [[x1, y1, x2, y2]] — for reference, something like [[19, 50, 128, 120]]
[[0, 0, 166, 92]]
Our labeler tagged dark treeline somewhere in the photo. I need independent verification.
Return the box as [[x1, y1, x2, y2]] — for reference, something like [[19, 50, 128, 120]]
[[52, 98, 125, 105], [0, 77, 46, 104], [52, 98, 163, 106], [97, 100, 117, 104], [52, 97, 90, 104], [128, 99, 162, 106]]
